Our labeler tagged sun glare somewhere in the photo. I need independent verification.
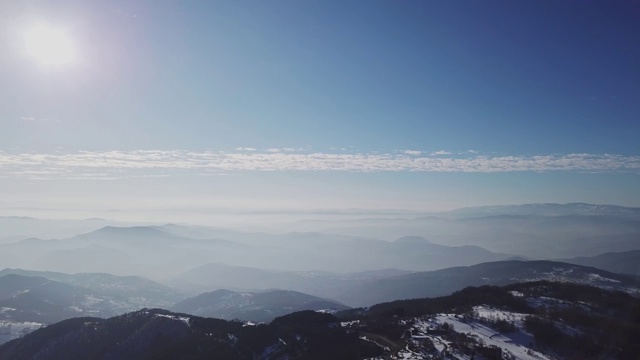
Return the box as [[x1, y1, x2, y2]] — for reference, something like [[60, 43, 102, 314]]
[[24, 24, 77, 66]]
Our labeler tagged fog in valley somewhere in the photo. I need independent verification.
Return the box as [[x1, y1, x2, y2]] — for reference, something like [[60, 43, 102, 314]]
[[2, 203, 638, 302]]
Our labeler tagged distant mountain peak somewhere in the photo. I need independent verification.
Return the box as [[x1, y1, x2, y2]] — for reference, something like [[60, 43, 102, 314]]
[[451, 203, 640, 217], [0, 216, 37, 220], [76, 225, 172, 239], [96, 225, 167, 233], [394, 236, 432, 244]]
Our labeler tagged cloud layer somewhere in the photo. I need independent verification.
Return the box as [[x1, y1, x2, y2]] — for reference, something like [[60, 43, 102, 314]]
[[1, 150, 639, 179]]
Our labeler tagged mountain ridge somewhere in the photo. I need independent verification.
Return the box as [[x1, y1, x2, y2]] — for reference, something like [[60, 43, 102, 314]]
[[172, 288, 350, 322], [336, 259, 637, 306]]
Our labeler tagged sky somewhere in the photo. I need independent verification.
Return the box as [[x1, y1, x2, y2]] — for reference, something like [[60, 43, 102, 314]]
[[0, 0, 639, 221]]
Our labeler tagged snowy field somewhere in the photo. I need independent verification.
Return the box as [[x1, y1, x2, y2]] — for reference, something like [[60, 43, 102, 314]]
[[365, 306, 553, 360]]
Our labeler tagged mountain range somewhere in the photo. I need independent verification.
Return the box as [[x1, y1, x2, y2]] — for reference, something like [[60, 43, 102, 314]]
[[559, 249, 640, 276], [0, 308, 378, 360], [333, 260, 638, 306], [172, 289, 349, 322], [0, 203, 639, 354], [2, 280, 638, 360], [0, 226, 515, 278]]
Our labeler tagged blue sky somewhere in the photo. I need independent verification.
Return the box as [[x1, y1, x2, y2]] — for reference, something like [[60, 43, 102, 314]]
[[1, 1, 639, 219]]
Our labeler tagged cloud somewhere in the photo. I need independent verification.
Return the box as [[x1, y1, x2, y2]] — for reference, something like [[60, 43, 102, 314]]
[[0, 150, 639, 180], [431, 150, 453, 155], [235, 147, 257, 151], [266, 148, 293, 153], [403, 150, 422, 156]]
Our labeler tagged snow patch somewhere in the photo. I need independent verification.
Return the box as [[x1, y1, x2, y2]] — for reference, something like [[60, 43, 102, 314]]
[[428, 314, 551, 360], [154, 313, 190, 325], [0, 321, 45, 345], [587, 273, 620, 283]]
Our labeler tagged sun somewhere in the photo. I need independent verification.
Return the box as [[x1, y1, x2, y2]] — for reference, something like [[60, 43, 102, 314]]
[[24, 24, 77, 66]]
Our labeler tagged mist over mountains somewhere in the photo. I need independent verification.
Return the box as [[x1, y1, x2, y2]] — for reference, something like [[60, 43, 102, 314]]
[[0, 224, 514, 279], [2, 203, 639, 279], [286, 203, 640, 259], [0, 202, 639, 355]]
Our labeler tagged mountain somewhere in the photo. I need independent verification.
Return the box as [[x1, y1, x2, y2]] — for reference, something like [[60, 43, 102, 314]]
[[0, 216, 127, 240], [559, 232, 640, 257], [174, 260, 637, 308], [3, 282, 638, 360], [291, 209, 640, 259], [171, 262, 413, 301], [0, 271, 187, 345], [172, 263, 331, 293], [6, 216, 637, 279], [0, 309, 380, 360], [0, 235, 28, 244], [155, 223, 262, 242], [0, 226, 257, 278], [559, 250, 640, 276], [68, 225, 237, 248], [171, 289, 349, 322], [2, 223, 515, 276], [0, 269, 189, 346], [336, 260, 637, 306], [338, 281, 640, 360], [451, 202, 640, 218], [0, 274, 97, 324], [0, 268, 183, 306], [175, 234, 512, 274], [2, 205, 640, 276]]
